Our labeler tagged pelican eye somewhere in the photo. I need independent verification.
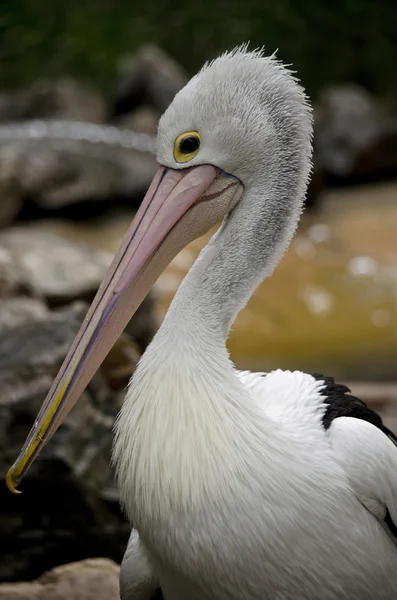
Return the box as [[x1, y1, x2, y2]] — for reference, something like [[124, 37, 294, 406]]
[[174, 131, 201, 163]]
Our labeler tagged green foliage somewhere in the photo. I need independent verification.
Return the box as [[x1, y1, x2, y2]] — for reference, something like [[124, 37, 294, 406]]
[[1, 0, 397, 103]]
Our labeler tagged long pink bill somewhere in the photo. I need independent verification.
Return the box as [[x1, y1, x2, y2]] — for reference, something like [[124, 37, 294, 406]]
[[6, 164, 220, 493]]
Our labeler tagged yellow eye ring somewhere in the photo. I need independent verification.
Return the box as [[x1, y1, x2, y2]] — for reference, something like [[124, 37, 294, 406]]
[[174, 131, 202, 163]]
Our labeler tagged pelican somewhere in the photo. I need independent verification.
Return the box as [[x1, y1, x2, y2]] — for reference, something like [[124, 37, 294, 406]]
[[6, 47, 397, 600]]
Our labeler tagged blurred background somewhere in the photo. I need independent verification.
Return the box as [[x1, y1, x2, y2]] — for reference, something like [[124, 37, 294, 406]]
[[0, 1, 397, 596]]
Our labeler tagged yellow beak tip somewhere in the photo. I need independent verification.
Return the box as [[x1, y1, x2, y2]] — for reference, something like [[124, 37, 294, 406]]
[[6, 468, 21, 494]]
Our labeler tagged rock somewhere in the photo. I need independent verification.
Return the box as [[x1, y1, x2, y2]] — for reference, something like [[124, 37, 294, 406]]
[[0, 79, 106, 123], [0, 186, 23, 230], [125, 293, 157, 351], [314, 85, 397, 180], [0, 139, 25, 228], [0, 124, 156, 214], [115, 107, 158, 136], [101, 332, 140, 389], [0, 228, 113, 306], [0, 301, 134, 581], [0, 559, 120, 599], [0, 227, 155, 581], [0, 301, 88, 410], [0, 297, 49, 333], [0, 248, 21, 297], [112, 44, 187, 116], [15, 219, 159, 350]]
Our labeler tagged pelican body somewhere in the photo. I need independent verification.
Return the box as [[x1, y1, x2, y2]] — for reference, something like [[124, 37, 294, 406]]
[[6, 47, 397, 600]]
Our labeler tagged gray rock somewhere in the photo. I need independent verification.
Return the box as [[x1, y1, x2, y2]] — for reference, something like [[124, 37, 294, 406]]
[[314, 85, 397, 179], [0, 225, 157, 347], [0, 224, 158, 581], [0, 78, 106, 123], [0, 559, 120, 600], [0, 248, 21, 297], [0, 301, 137, 582], [0, 123, 157, 212], [115, 107, 158, 136], [0, 141, 25, 228], [125, 292, 157, 351], [0, 297, 49, 333], [0, 223, 157, 343], [101, 333, 140, 389], [0, 191, 22, 230], [113, 44, 187, 116], [0, 301, 89, 410], [0, 228, 113, 306]]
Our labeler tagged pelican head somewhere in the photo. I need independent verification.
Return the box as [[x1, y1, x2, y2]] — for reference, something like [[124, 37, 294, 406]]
[[6, 46, 312, 493]]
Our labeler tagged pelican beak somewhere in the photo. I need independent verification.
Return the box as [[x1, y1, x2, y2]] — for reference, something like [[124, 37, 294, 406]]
[[6, 164, 242, 493]]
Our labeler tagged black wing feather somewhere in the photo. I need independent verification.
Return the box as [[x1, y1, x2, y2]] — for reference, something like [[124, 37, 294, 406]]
[[312, 373, 397, 537], [312, 373, 397, 444]]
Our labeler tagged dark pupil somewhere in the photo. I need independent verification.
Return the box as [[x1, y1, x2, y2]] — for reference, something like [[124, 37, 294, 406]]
[[179, 135, 200, 154]]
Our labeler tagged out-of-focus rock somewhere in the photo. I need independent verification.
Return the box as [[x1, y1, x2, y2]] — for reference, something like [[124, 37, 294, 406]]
[[0, 297, 49, 332], [0, 137, 25, 228], [0, 189, 22, 229], [101, 332, 140, 388], [116, 107, 158, 136], [314, 85, 397, 180], [0, 78, 107, 123], [125, 293, 157, 351], [0, 298, 139, 473], [112, 44, 187, 116], [0, 301, 88, 410], [0, 122, 156, 213], [0, 248, 21, 297], [0, 559, 120, 600], [14, 219, 159, 349], [0, 223, 159, 581], [0, 228, 112, 306], [0, 300, 134, 581]]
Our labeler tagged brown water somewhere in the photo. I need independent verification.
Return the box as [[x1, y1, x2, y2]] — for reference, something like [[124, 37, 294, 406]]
[[31, 182, 397, 380]]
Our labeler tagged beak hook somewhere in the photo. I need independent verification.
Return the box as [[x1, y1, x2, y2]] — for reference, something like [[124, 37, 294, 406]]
[[6, 468, 21, 494]]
